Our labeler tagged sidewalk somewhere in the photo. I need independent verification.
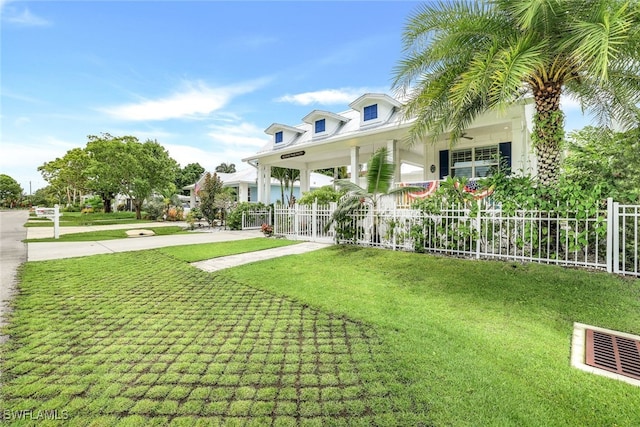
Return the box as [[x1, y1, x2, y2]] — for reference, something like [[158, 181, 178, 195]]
[[27, 228, 263, 261], [26, 222, 331, 265]]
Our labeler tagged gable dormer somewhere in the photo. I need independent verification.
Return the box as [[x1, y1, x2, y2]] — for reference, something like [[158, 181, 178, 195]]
[[348, 93, 402, 127], [301, 110, 350, 139], [264, 123, 305, 148]]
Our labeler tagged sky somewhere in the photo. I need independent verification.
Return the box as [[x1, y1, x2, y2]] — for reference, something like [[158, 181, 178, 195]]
[[1, 0, 590, 194]]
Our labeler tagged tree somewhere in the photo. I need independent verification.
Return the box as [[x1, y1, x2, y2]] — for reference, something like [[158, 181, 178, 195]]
[[272, 167, 300, 205], [0, 174, 23, 208], [85, 133, 138, 213], [392, 0, 640, 185], [125, 140, 179, 220], [328, 148, 421, 243], [215, 162, 236, 173], [38, 147, 90, 206], [563, 126, 640, 204], [176, 163, 205, 195], [199, 172, 225, 226]]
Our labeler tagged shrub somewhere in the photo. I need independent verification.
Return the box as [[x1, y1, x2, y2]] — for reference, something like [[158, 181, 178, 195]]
[[227, 202, 269, 230], [143, 197, 165, 220], [298, 186, 345, 205]]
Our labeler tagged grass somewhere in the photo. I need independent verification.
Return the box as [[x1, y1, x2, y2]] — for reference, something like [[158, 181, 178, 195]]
[[220, 246, 640, 426], [26, 211, 157, 227], [2, 243, 639, 425], [156, 238, 300, 262], [25, 226, 188, 242]]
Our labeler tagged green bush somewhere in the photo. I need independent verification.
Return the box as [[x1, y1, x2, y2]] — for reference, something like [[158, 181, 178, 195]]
[[143, 197, 165, 221], [298, 186, 344, 205], [84, 195, 104, 211], [227, 202, 269, 230]]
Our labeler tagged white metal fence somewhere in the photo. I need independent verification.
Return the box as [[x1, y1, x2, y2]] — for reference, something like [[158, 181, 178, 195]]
[[271, 199, 639, 277], [613, 202, 640, 276], [241, 208, 271, 230]]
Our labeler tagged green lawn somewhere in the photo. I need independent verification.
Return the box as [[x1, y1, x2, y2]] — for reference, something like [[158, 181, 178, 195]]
[[25, 226, 188, 242], [2, 243, 639, 426], [26, 211, 158, 227]]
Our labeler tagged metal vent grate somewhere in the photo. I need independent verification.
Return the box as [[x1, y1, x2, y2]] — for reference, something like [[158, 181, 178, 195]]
[[586, 329, 640, 381]]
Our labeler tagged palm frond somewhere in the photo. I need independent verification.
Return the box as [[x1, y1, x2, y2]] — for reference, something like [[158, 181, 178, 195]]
[[365, 148, 395, 195]]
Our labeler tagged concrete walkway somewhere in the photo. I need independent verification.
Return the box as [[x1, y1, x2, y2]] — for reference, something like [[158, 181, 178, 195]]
[[27, 228, 266, 261], [191, 242, 329, 272], [24, 221, 330, 266]]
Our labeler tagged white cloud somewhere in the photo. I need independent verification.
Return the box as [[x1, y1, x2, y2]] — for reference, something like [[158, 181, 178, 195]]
[[276, 87, 385, 106], [208, 122, 269, 148], [560, 94, 583, 111], [2, 6, 51, 26], [0, 137, 78, 192], [103, 79, 268, 121], [163, 143, 256, 172]]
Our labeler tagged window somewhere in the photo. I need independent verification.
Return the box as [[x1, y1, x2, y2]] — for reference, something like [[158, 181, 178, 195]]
[[275, 131, 283, 144], [451, 146, 499, 178], [315, 119, 325, 133], [363, 104, 378, 121]]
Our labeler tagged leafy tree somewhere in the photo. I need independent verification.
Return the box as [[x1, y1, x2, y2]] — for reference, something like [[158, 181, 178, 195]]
[[392, 0, 640, 185], [328, 148, 421, 243], [0, 174, 23, 208], [199, 172, 225, 226], [215, 162, 236, 173], [38, 148, 90, 206], [563, 126, 640, 204], [176, 163, 205, 195], [85, 133, 138, 213], [125, 140, 179, 220]]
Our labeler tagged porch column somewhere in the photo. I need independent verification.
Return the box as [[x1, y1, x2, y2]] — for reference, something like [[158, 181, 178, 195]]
[[350, 146, 360, 185], [257, 164, 271, 204], [238, 183, 248, 203], [299, 168, 310, 196], [189, 188, 196, 208], [387, 139, 401, 183]]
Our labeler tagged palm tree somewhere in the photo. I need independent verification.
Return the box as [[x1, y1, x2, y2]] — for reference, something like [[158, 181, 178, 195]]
[[328, 147, 422, 243], [215, 162, 236, 173], [271, 167, 300, 205], [392, 0, 640, 185]]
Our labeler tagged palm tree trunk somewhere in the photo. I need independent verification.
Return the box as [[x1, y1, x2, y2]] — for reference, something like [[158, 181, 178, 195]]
[[531, 81, 564, 186]]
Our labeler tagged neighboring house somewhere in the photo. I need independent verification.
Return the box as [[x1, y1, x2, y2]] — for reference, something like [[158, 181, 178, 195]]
[[184, 168, 333, 207], [243, 93, 536, 204]]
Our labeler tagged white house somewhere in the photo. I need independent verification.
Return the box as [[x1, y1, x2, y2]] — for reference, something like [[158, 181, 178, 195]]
[[243, 93, 536, 204], [185, 168, 333, 207]]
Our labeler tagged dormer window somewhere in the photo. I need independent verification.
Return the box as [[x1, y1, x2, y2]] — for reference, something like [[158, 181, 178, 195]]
[[275, 131, 283, 143], [363, 104, 378, 121], [315, 119, 326, 133]]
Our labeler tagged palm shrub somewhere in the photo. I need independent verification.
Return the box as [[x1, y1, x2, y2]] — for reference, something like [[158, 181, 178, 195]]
[[327, 147, 421, 244], [393, 0, 640, 185]]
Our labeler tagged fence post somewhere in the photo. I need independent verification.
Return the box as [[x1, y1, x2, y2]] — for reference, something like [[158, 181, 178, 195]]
[[612, 199, 620, 274], [475, 199, 481, 259], [606, 198, 613, 273], [54, 204, 60, 240], [312, 202, 317, 242], [294, 204, 299, 240]]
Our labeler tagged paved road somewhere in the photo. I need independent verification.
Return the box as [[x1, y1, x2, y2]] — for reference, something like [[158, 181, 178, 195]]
[[0, 210, 28, 342]]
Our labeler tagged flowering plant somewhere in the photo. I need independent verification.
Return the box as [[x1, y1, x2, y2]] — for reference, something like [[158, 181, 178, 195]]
[[261, 223, 273, 237]]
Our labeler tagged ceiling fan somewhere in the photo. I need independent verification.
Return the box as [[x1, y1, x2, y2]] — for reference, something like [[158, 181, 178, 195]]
[[461, 132, 474, 140]]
